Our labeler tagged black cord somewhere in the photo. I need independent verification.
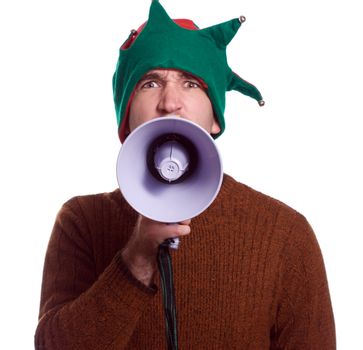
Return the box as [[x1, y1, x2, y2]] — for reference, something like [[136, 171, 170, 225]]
[[158, 240, 178, 350]]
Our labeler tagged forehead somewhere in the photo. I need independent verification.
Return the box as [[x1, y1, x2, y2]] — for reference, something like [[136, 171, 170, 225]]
[[140, 69, 201, 81]]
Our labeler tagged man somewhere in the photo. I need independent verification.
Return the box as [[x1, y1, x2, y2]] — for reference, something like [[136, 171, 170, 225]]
[[35, 1, 335, 349]]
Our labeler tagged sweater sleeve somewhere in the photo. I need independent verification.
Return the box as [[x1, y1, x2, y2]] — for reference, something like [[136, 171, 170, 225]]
[[35, 199, 157, 350], [270, 214, 336, 349]]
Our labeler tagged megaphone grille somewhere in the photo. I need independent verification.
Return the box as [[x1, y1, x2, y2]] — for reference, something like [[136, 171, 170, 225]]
[[116, 117, 223, 223], [146, 133, 198, 184]]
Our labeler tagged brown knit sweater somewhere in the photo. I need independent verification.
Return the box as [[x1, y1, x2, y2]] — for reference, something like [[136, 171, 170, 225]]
[[35, 174, 335, 349]]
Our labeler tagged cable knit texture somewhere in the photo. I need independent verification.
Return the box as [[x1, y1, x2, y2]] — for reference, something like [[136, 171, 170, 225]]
[[35, 174, 335, 349]]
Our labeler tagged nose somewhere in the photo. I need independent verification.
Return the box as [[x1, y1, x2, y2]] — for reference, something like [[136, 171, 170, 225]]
[[157, 85, 183, 115]]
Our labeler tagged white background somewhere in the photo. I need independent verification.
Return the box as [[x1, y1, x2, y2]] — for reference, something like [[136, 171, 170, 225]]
[[1, 0, 362, 348]]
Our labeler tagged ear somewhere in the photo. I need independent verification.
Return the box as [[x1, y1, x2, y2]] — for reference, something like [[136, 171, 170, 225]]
[[211, 118, 221, 135]]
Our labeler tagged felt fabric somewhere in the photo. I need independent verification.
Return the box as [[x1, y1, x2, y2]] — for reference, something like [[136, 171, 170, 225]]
[[112, 0, 264, 142], [35, 174, 335, 349]]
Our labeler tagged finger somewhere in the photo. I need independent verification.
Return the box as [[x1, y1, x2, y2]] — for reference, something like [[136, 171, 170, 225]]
[[137, 215, 191, 243], [164, 223, 191, 237]]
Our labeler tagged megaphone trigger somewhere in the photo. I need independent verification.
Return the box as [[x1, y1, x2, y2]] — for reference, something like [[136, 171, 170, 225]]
[[164, 236, 180, 250]]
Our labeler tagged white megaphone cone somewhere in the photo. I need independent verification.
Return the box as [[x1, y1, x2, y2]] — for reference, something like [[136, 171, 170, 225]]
[[116, 116, 223, 239]]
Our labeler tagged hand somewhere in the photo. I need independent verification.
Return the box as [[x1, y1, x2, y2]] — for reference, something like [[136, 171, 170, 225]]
[[121, 215, 191, 285]]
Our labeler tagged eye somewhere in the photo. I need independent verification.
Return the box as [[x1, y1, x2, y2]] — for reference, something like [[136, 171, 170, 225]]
[[184, 81, 201, 89], [141, 81, 160, 89]]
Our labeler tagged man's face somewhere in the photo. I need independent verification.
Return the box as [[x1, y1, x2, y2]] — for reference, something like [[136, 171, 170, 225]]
[[128, 69, 221, 135]]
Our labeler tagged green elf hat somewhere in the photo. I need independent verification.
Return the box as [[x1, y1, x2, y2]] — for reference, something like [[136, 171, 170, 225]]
[[112, 0, 264, 142]]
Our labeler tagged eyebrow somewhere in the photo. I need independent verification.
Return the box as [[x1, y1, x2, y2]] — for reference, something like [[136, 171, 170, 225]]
[[138, 72, 164, 83], [179, 72, 208, 89], [178, 72, 200, 81]]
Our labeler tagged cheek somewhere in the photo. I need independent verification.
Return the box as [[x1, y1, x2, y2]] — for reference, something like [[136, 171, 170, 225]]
[[195, 93, 213, 113], [196, 96, 214, 121], [128, 94, 154, 131], [195, 95, 220, 134]]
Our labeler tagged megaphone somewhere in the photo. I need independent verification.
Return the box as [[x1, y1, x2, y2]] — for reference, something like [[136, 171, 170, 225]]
[[116, 116, 223, 224]]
